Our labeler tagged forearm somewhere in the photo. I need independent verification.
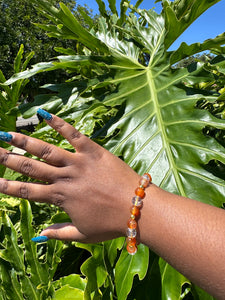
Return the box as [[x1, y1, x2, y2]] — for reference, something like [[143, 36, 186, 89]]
[[138, 184, 225, 299]]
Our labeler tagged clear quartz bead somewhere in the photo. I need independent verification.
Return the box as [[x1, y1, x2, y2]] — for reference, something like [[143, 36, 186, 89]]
[[139, 176, 149, 188], [143, 174, 150, 181], [126, 227, 137, 238], [132, 196, 143, 207]]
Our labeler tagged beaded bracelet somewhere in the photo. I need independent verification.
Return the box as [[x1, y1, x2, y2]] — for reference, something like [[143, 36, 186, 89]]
[[126, 173, 152, 255]]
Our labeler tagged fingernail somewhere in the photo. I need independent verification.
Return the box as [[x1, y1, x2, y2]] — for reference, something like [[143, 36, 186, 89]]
[[31, 236, 49, 243], [37, 108, 52, 121], [0, 131, 13, 142]]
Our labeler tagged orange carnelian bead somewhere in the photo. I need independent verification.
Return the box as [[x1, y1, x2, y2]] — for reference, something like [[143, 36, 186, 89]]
[[130, 205, 140, 217], [135, 187, 145, 198], [127, 241, 137, 255], [127, 218, 137, 229], [126, 237, 136, 244]]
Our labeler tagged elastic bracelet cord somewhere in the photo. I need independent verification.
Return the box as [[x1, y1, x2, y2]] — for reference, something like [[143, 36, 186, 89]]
[[126, 173, 152, 255]]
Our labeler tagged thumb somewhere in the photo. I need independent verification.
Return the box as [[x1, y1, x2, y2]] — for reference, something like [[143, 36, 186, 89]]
[[40, 222, 87, 242]]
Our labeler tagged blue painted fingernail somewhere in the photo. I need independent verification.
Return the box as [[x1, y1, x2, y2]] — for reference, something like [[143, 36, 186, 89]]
[[31, 236, 49, 243], [0, 131, 13, 142], [37, 108, 52, 121]]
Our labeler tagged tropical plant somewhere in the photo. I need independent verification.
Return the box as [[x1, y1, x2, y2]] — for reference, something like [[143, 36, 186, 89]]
[[0, 199, 87, 299], [1, 0, 225, 299], [0, 44, 34, 179]]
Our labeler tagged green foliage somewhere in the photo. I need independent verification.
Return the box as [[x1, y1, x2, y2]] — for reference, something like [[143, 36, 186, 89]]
[[0, 0, 94, 103], [0, 44, 33, 130], [0, 199, 86, 299], [0, 0, 69, 76], [0, 44, 34, 178], [1, 0, 225, 299]]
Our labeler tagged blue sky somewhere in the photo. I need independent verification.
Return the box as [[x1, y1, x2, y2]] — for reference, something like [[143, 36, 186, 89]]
[[77, 0, 225, 50]]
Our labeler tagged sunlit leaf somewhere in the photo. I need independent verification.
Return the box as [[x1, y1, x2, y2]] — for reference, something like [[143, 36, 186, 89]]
[[115, 244, 149, 300]]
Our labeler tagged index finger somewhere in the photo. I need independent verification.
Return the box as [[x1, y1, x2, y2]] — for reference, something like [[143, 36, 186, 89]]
[[37, 108, 97, 154]]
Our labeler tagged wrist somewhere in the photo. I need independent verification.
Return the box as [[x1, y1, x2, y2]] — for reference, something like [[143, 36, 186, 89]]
[[124, 173, 152, 255]]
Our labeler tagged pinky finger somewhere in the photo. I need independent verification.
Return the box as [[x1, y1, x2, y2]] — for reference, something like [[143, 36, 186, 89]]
[[0, 179, 51, 204], [40, 223, 87, 242]]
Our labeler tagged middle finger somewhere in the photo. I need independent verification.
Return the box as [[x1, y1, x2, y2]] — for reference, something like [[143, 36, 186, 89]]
[[9, 132, 74, 167], [0, 148, 59, 182]]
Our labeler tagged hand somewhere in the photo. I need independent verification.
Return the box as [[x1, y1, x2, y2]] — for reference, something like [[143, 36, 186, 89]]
[[0, 111, 139, 243]]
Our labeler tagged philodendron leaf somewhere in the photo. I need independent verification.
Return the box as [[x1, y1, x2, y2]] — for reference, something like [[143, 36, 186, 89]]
[[103, 237, 124, 267], [163, 0, 222, 49], [115, 244, 149, 300], [20, 200, 49, 289], [53, 286, 84, 299], [0, 212, 25, 275], [170, 32, 225, 65], [0, 262, 24, 300], [158, 258, 190, 300], [32, 0, 109, 54], [76, 243, 108, 299], [53, 274, 86, 291], [0, 212, 41, 300], [53, 274, 86, 300], [94, 9, 225, 206]]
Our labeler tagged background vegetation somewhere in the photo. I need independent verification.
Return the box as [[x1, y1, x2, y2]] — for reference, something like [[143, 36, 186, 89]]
[[0, 0, 93, 100], [0, 0, 225, 299]]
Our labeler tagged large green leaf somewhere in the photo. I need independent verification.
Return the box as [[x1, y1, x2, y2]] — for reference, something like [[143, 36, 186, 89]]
[[52, 274, 86, 300], [126, 251, 190, 300], [85, 10, 225, 205], [76, 243, 109, 299], [115, 244, 149, 300], [170, 32, 225, 65], [19, 199, 49, 299]]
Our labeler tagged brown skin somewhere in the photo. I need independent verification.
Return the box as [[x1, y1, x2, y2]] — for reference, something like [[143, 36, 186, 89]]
[[0, 114, 224, 299]]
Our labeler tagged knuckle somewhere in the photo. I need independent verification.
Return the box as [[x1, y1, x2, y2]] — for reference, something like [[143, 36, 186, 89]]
[[52, 192, 65, 208], [0, 180, 9, 194], [41, 145, 53, 160], [19, 160, 34, 176], [70, 130, 82, 141], [0, 151, 10, 165], [16, 135, 28, 149], [19, 183, 29, 199], [54, 121, 65, 132]]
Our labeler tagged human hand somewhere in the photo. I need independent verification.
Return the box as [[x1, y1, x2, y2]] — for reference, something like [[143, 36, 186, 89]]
[[0, 109, 140, 243]]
